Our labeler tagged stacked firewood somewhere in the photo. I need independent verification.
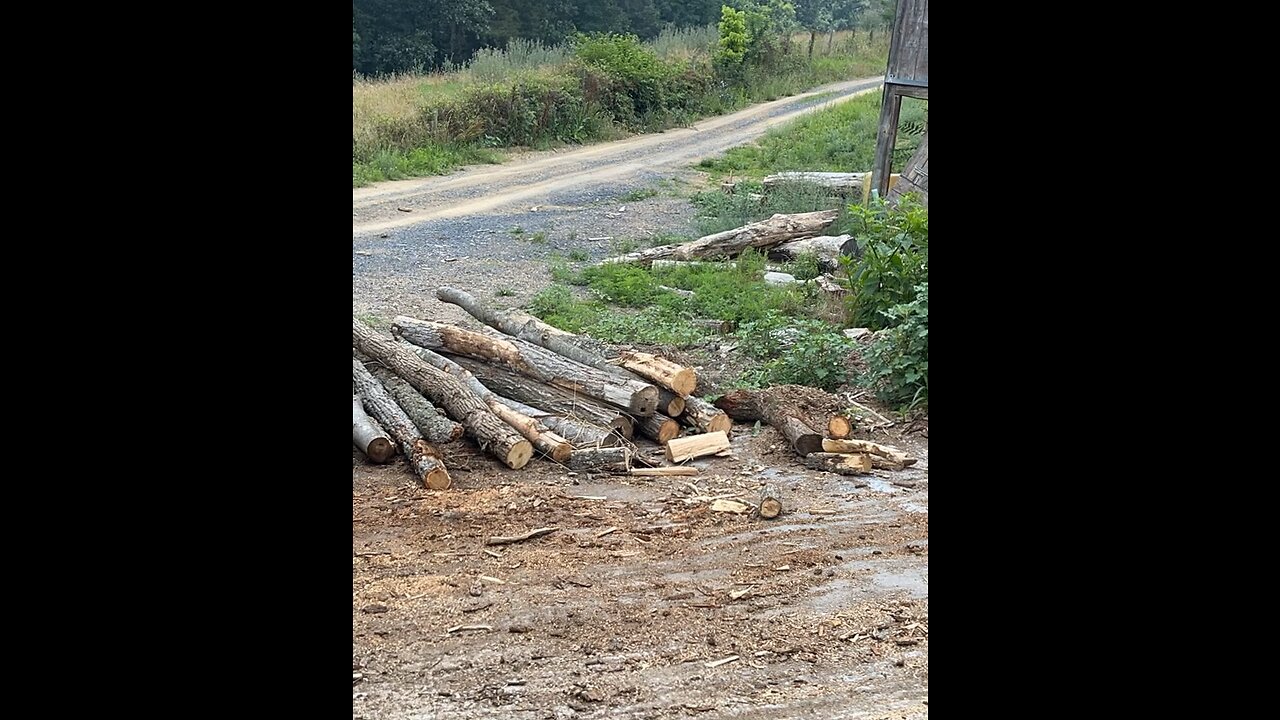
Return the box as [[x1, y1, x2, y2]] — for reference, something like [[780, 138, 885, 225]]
[[352, 287, 736, 488]]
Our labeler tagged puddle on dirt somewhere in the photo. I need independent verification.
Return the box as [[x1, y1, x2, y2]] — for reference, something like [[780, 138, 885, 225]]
[[565, 483, 664, 504], [901, 502, 928, 514], [865, 478, 899, 494]]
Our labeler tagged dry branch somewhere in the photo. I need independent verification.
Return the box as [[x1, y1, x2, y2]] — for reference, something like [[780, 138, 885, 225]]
[[486, 527, 560, 546]]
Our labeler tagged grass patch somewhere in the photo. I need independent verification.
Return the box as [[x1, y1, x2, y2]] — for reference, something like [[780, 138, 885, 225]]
[[528, 232, 548, 245], [620, 188, 660, 202], [495, 287, 515, 297], [353, 144, 503, 188], [568, 249, 589, 262]]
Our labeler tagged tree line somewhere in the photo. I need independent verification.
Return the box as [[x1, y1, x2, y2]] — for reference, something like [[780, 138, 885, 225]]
[[353, 0, 896, 76]]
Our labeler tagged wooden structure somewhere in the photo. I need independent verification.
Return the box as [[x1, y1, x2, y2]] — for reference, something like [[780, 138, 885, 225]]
[[872, 0, 929, 199]]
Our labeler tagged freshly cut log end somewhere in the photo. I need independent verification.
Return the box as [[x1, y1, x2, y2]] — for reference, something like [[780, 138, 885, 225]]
[[410, 440, 452, 489], [665, 430, 731, 463], [715, 388, 819, 457], [633, 413, 681, 444], [617, 352, 697, 397], [827, 416, 854, 439], [657, 389, 686, 418], [682, 396, 732, 436], [804, 452, 872, 475], [759, 483, 783, 519], [504, 440, 535, 470], [353, 395, 395, 463]]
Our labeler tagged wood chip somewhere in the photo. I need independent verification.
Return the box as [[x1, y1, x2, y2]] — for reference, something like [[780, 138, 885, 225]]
[[483, 549, 502, 558], [571, 495, 608, 501], [596, 526, 619, 539], [704, 655, 740, 668], [486, 527, 559, 546], [710, 499, 750, 514], [729, 586, 755, 600], [446, 624, 492, 633], [772, 565, 791, 571], [478, 575, 506, 585]]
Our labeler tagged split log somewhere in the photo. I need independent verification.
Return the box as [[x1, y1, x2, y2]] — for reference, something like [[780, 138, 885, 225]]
[[352, 359, 451, 488], [601, 210, 840, 267], [628, 466, 699, 477], [657, 389, 686, 418], [666, 431, 731, 463], [359, 357, 464, 444], [352, 395, 394, 463], [451, 356, 634, 439], [632, 412, 681, 444], [352, 317, 532, 469], [393, 316, 658, 416], [871, 455, 907, 471], [714, 388, 822, 456], [436, 287, 698, 397], [758, 483, 782, 519], [491, 394, 621, 449], [397, 341, 572, 463], [566, 446, 631, 472], [762, 172, 868, 196], [681, 396, 732, 435], [827, 416, 854, 439], [820, 439, 916, 466], [804, 452, 872, 475], [768, 235, 856, 271]]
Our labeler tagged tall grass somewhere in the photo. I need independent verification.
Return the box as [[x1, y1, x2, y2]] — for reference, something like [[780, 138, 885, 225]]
[[467, 38, 572, 82]]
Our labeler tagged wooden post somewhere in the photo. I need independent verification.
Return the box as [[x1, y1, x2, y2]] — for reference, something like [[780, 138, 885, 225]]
[[873, 85, 904, 197]]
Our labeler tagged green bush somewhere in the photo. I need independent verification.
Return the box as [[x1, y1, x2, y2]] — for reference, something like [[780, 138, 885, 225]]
[[840, 197, 929, 329], [863, 282, 928, 408]]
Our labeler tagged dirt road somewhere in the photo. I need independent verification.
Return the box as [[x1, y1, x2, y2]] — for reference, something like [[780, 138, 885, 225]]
[[353, 74, 928, 719]]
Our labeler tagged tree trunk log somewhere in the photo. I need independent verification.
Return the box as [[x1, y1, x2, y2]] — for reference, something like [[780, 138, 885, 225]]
[[436, 286, 697, 396], [657, 389, 686, 418], [632, 412, 681, 444], [665, 430, 731, 463], [763, 173, 867, 196], [393, 316, 658, 416], [820, 439, 917, 466], [450, 355, 634, 439], [759, 483, 782, 519], [491, 394, 621, 449], [768, 234, 857, 272], [565, 446, 631, 472], [352, 318, 532, 469], [804, 452, 872, 475], [714, 389, 822, 456], [827, 415, 854, 439], [397, 341, 573, 463], [682, 396, 733, 435], [352, 395, 394, 463], [601, 210, 840, 267], [352, 360, 452, 488], [358, 354, 464, 444]]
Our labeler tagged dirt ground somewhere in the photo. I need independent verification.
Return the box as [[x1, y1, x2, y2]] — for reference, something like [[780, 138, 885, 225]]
[[353, 76, 927, 717]]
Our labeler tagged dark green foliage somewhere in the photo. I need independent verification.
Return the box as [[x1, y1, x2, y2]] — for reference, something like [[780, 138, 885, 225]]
[[839, 197, 928, 330], [863, 282, 927, 407]]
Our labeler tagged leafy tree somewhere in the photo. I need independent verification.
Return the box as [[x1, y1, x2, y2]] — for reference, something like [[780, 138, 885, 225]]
[[715, 5, 748, 68]]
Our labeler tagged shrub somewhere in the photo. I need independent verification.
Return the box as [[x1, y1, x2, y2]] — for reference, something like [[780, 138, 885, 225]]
[[863, 282, 928, 408]]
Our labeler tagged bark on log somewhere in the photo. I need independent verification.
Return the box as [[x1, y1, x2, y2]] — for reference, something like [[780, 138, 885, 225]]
[[491, 394, 621, 449], [601, 210, 840, 267], [393, 316, 658, 416], [870, 455, 907, 471], [820, 439, 917, 466], [352, 395, 394, 463], [768, 235, 856, 272], [451, 356, 634, 439], [762, 172, 868, 196], [435, 287, 697, 397], [657, 389, 686, 418], [759, 483, 782, 519], [681, 396, 733, 436], [565, 446, 631, 472], [714, 389, 822, 456], [352, 360, 452, 488], [804, 452, 872, 475], [358, 357, 464, 444], [396, 341, 572, 463], [352, 318, 532, 470], [632, 412, 681, 444], [827, 416, 854, 439], [665, 431, 731, 463]]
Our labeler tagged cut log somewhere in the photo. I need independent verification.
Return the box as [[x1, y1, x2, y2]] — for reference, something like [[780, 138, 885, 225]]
[[436, 287, 699, 398], [359, 355, 464, 444], [566, 446, 631, 472], [657, 389, 686, 418], [820, 439, 917, 466], [393, 316, 658, 416], [658, 285, 695, 298], [886, 131, 928, 209], [768, 235, 856, 271], [665, 431, 731, 463], [758, 483, 783, 519], [451, 356, 634, 440], [491, 394, 621, 449], [632, 412, 681, 444], [804, 452, 872, 475], [352, 395, 394, 463], [352, 360, 451, 488], [762, 172, 868, 196], [396, 341, 572, 463], [352, 317, 532, 470], [681, 396, 732, 435], [628, 466, 699, 477], [615, 351, 696, 397], [870, 455, 906, 471], [827, 416, 854, 439], [714, 388, 822, 456], [601, 210, 840, 267], [764, 271, 798, 285]]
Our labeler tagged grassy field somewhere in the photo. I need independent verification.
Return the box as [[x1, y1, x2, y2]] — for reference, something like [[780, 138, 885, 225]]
[[352, 29, 888, 187]]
